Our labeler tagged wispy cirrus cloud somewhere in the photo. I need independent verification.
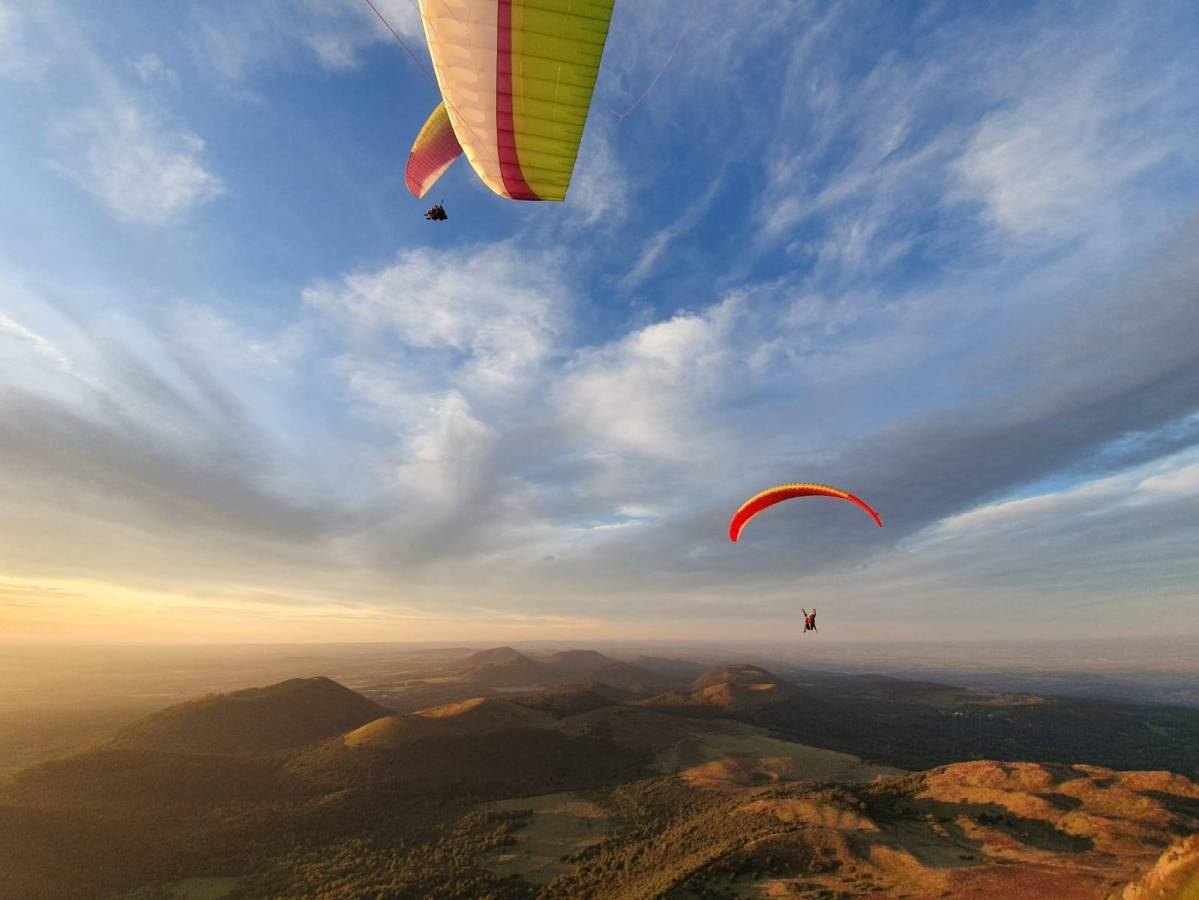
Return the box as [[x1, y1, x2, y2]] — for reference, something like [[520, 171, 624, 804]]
[[954, 44, 1199, 245], [49, 100, 223, 224], [10, 1, 224, 224], [189, 0, 423, 82], [0, 310, 97, 388], [132, 53, 179, 90], [0, 1, 49, 80]]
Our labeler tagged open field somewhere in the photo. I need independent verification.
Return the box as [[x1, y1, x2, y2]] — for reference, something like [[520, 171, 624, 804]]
[[675, 725, 899, 787], [481, 792, 610, 885]]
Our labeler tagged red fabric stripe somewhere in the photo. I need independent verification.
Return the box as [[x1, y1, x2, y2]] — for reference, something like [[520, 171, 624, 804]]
[[496, 0, 541, 201]]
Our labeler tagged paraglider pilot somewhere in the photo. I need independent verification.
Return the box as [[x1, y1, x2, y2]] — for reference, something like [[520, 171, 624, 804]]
[[425, 203, 447, 221], [802, 608, 817, 633]]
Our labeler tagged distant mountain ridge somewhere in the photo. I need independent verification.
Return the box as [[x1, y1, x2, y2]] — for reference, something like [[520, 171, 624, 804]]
[[453, 647, 666, 693], [454, 646, 526, 669]]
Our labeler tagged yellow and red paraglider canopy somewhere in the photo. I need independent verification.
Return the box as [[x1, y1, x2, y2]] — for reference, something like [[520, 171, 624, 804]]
[[729, 482, 883, 542], [407, 0, 615, 202]]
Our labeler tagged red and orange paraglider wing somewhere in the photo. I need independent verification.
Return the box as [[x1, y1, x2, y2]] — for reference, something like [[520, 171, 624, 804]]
[[406, 102, 463, 199], [728, 482, 883, 542]]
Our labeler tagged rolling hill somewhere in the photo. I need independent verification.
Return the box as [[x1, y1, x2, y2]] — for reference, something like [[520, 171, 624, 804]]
[[286, 696, 645, 797], [689, 664, 782, 691], [639, 664, 800, 714], [108, 675, 391, 754], [514, 683, 629, 718]]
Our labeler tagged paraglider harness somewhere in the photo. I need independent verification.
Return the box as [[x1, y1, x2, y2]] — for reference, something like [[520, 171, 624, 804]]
[[425, 203, 448, 221]]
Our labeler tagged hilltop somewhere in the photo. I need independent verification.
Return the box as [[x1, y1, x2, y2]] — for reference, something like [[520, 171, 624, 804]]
[[690, 664, 781, 691], [638, 664, 800, 714], [108, 676, 390, 755]]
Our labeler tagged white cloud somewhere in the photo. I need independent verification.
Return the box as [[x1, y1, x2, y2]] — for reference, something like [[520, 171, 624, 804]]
[[752, 37, 970, 281], [622, 175, 723, 289], [1, 1, 223, 225], [1139, 465, 1199, 496], [747, 3, 1199, 292], [301, 244, 578, 549], [170, 304, 311, 373], [559, 295, 742, 461], [955, 63, 1174, 241], [191, 0, 424, 82], [50, 99, 223, 224], [132, 53, 178, 89], [560, 121, 628, 228], [0, 2, 15, 42], [306, 244, 568, 395], [0, 309, 97, 387], [392, 389, 495, 509], [919, 449, 1199, 548], [0, 1, 48, 79]]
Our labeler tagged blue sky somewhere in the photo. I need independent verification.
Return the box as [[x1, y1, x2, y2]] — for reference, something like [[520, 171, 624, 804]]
[[1, 0, 1197, 643]]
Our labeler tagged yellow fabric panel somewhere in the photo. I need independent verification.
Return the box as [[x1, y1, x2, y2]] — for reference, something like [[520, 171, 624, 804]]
[[510, 0, 615, 200]]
